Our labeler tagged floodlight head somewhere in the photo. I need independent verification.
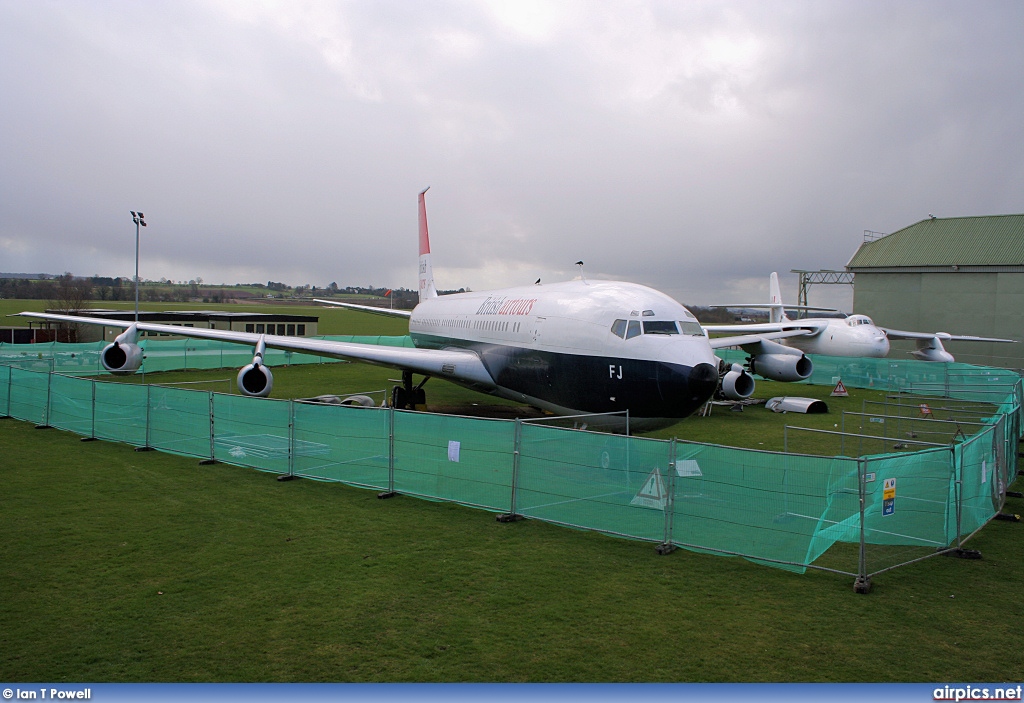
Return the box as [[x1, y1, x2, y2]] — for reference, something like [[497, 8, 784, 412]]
[[130, 211, 137, 217], [138, 212, 145, 218], [140, 221, 147, 227]]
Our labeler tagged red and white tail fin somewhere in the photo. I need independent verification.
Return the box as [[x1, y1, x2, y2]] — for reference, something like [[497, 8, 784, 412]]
[[768, 272, 788, 323], [418, 187, 438, 301]]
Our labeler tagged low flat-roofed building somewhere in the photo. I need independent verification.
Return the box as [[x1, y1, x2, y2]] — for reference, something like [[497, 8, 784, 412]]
[[22, 310, 319, 343]]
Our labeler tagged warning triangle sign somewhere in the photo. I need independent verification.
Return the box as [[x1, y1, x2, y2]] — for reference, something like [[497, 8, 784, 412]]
[[630, 468, 667, 511], [831, 380, 849, 397]]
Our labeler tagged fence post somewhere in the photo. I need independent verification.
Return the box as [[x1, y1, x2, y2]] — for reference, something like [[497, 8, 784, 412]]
[[136, 382, 154, 451], [36, 366, 53, 429], [199, 392, 217, 465], [2, 365, 10, 418], [657, 438, 678, 555], [854, 457, 871, 593], [497, 418, 524, 522], [277, 399, 299, 481], [82, 379, 96, 441], [377, 404, 397, 498]]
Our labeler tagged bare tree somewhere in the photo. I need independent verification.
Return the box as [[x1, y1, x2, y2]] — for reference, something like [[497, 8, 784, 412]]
[[46, 272, 93, 342]]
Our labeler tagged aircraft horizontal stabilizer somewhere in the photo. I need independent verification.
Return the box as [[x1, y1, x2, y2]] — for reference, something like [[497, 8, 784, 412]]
[[314, 299, 413, 319]]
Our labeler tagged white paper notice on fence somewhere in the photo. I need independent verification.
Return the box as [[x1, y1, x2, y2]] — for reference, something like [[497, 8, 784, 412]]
[[676, 460, 703, 477], [448, 440, 461, 463], [981, 459, 987, 484]]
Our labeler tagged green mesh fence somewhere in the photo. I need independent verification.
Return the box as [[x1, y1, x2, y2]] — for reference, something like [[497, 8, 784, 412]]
[[2, 348, 1020, 580]]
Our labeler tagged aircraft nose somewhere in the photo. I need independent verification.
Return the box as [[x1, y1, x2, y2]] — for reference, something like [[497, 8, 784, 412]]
[[687, 362, 719, 404]]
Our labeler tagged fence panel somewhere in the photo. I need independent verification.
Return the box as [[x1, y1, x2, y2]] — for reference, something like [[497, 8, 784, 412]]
[[93, 381, 148, 446], [391, 410, 514, 511], [292, 403, 390, 488], [148, 386, 217, 459], [8, 367, 49, 426], [46, 374, 95, 436], [212, 394, 293, 473], [514, 425, 671, 542], [669, 444, 858, 572]]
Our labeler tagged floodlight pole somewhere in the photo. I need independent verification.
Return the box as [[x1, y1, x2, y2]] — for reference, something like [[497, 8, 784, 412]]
[[131, 211, 147, 322]]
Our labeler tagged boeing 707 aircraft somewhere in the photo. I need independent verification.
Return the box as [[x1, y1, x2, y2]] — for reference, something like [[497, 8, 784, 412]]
[[21, 192, 812, 429]]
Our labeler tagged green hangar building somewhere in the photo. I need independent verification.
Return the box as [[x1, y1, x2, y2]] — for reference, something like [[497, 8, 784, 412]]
[[846, 214, 1024, 370]]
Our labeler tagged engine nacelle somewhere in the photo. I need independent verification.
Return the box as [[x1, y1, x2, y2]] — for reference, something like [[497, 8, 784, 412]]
[[236, 335, 273, 397], [719, 363, 755, 400], [748, 353, 813, 382], [101, 324, 144, 375], [237, 363, 274, 397], [911, 336, 955, 363]]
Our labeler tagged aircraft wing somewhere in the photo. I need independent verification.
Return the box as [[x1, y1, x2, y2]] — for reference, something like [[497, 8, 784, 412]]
[[880, 327, 1017, 344], [706, 329, 813, 351], [313, 299, 412, 319], [702, 320, 829, 336], [17, 312, 495, 389]]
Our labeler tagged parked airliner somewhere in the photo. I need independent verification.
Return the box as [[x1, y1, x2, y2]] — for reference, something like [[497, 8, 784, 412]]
[[704, 272, 1015, 362], [21, 192, 811, 428]]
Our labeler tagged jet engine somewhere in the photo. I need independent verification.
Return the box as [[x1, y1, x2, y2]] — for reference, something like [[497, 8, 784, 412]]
[[236, 337, 274, 397], [718, 362, 755, 400], [748, 353, 813, 382], [101, 324, 144, 375], [911, 335, 955, 363]]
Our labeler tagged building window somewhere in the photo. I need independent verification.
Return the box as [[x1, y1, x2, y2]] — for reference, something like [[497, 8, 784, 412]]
[[297, 324, 306, 336], [277, 324, 286, 335], [286, 324, 295, 335], [246, 324, 254, 333], [256, 324, 265, 334]]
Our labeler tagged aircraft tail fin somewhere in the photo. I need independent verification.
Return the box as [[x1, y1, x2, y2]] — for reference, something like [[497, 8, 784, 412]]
[[768, 272, 787, 323], [418, 187, 438, 301]]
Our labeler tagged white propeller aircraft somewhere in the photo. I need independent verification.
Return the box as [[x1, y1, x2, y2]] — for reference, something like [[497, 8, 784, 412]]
[[20, 192, 812, 429], [704, 272, 1015, 362]]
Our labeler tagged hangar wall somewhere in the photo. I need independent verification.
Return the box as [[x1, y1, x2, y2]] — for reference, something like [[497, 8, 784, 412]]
[[848, 214, 1024, 371], [853, 271, 1024, 369]]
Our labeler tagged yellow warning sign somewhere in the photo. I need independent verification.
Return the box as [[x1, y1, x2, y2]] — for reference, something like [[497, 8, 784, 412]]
[[883, 477, 896, 500], [831, 380, 849, 397], [630, 468, 667, 511]]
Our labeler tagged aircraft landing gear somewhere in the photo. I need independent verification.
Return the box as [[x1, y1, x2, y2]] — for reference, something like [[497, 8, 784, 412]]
[[391, 370, 428, 410]]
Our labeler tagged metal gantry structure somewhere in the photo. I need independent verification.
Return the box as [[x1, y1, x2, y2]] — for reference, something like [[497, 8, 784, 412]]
[[790, 269, 855, 308]]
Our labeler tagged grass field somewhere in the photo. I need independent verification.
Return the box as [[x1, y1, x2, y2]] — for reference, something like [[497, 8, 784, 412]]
[[2, 299, 1023, 682]]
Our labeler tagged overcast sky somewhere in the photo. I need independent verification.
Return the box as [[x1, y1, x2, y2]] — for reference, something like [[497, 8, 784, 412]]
[[2, 1, 1022, 308]]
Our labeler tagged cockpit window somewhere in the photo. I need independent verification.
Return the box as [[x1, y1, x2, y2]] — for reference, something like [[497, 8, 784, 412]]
[[846, 315, 874, 327], [643, 320, 679, 335], [626, 320, 642, 339], [678, 320, 704, 336], [611, 319, 627, 338]]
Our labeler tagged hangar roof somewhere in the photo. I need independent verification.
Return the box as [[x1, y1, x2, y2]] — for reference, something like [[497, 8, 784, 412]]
[[847, 214, 1024, 269]]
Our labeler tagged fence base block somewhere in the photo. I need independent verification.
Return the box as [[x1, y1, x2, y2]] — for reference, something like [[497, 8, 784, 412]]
[[134, 446, 155, 452], [853, 576, 872, 594], [80, 437, 97, 442], [943, 548, 983, 559], [276, 474, 299, 482], [496, 513, 524, 523], [994, 512, 1021, 522], [34, 424, 51, 429], [377, 491, 398, 499], [198, 459, 218, 466], [655, 543, 677, 555], [1005, 491, 1023, 498]]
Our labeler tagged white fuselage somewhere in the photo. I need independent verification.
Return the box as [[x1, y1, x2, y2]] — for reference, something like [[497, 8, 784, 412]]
[[408, 279, 721, 422], [783, 314, 891, 358]]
